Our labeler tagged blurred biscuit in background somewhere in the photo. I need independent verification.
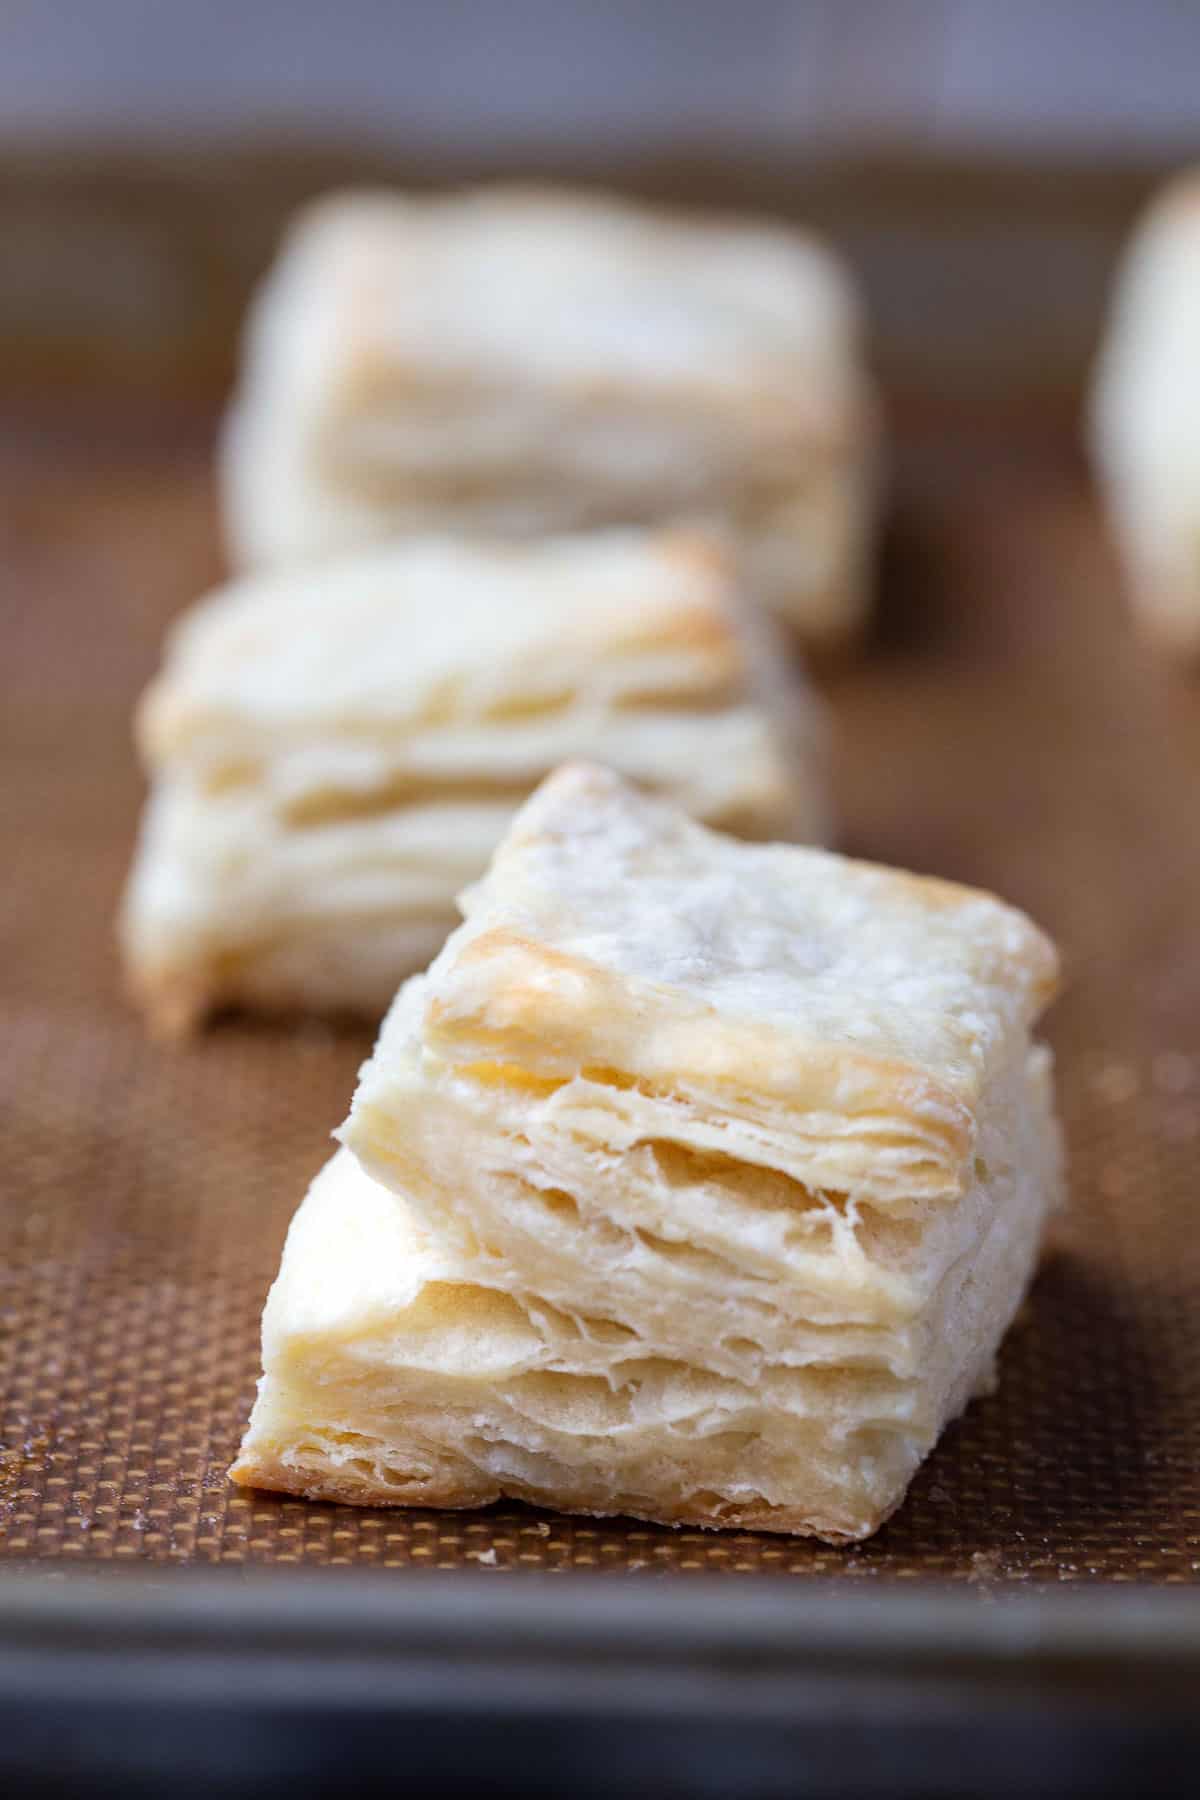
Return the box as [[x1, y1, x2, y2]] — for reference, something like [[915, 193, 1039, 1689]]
[[221, 186, 879, 651], [121, 527, 829, 1035], [1092, 169, 1200, 656]]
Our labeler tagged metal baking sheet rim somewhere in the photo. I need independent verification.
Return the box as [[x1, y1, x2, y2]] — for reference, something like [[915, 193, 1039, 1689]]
[[2, 1568, 1198, 1714]]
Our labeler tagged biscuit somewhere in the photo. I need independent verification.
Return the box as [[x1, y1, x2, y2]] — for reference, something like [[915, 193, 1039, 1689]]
[[234, 765, 1063, 1540], [122, 534, 825, 1032], [221, 186, 878, 646], [1092, 169, 1200, 653]]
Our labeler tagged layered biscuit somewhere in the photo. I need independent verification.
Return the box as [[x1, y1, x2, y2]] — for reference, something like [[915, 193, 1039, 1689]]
[[234, 764, 1062, 1541], [122, 533, 824, 1034], [221, 186, 878, 646]]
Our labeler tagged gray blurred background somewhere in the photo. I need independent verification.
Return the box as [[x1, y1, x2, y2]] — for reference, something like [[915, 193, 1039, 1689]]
[[5, 1, 1198, 420], [3, 0, 1199, 157]]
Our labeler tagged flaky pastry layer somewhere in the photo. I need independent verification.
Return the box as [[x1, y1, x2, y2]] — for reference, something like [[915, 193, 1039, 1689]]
[[234, 1053, 1059, 1542], [349, 764, 1057, 1201]]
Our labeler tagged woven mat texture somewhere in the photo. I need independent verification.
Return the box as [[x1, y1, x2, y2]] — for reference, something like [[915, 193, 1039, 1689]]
[[2, 418, 1198, 1583]]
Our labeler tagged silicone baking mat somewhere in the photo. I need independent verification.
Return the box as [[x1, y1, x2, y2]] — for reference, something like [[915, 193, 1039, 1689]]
[[2, 409, 1198, 1583]]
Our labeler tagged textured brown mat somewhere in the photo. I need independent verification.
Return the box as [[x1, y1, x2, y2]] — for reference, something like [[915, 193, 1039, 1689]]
[[1, 416, 1198, 1582]]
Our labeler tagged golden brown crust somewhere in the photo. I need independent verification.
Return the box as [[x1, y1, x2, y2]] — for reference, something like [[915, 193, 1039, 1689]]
[[229, 1447, 887, 1544], [123, 961, 214, 1041], [427, 924, 977, 1158]]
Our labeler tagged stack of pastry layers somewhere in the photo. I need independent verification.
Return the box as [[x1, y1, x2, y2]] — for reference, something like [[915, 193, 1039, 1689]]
[[1092, 167, 1200, 655], [233, 764, 1063, 1542], [222, 186, 877, 649], [122, 530, 825, 1035]]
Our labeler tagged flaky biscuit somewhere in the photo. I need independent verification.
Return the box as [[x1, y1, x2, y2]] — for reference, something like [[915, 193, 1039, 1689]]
[[123, 535, 825, 1033], [220, 186, 878, 645], [235, 766, 1063, 1540]]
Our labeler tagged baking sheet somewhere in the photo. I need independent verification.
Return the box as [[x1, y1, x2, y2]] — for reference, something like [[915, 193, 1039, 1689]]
[[2, 405, 1197, 1583], [2, 142, 1199, 1583]]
